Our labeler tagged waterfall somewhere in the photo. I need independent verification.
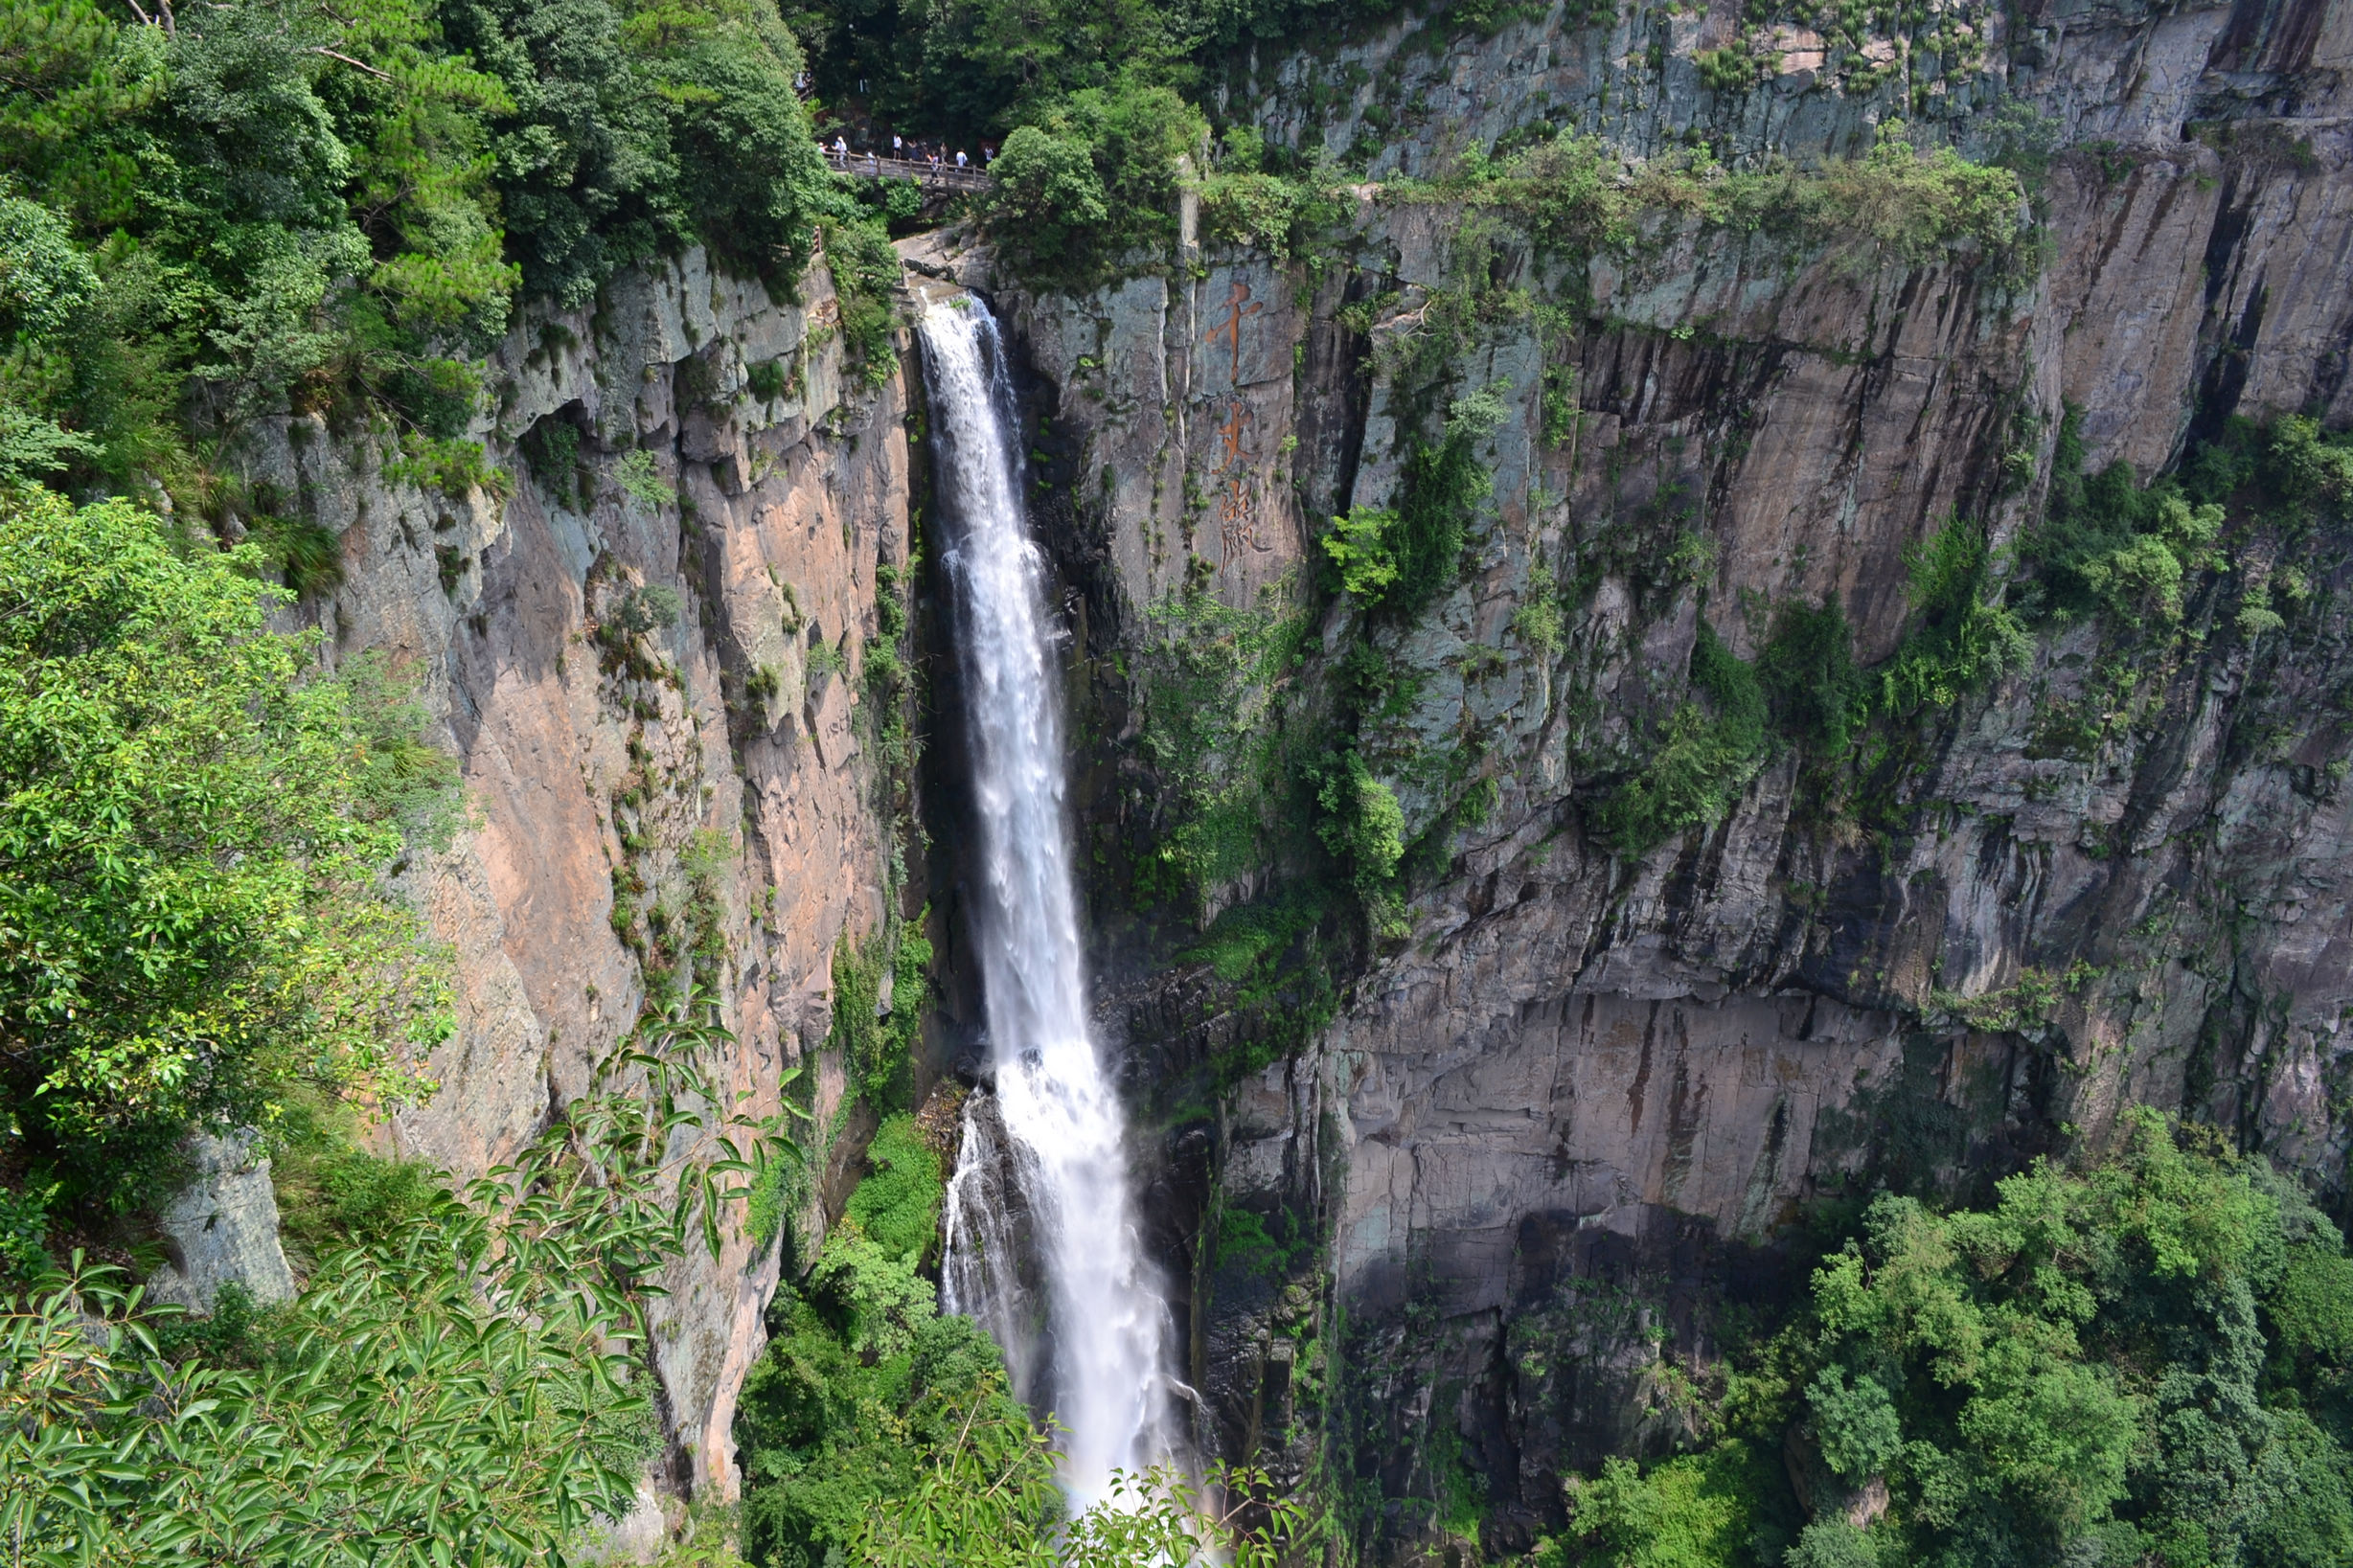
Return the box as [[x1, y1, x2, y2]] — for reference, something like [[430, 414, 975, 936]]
[[917, 292, 1177, 1504]]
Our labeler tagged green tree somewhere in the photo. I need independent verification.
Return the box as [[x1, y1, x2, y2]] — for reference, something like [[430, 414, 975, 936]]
[[0, 489, 454, 1208], [442, 0, 828, 306], [982, 123, 1108, 269], [1794, 1112, 2353, 1566]]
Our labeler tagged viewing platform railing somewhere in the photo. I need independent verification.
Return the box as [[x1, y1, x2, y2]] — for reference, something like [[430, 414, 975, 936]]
[[825, 149, 992, 193]]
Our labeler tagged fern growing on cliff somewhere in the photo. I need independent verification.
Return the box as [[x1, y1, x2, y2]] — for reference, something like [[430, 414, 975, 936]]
[[1876, 515, 2029, 718]]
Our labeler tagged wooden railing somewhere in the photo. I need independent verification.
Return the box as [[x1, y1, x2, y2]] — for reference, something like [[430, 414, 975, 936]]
[[824, 150, 992, 192]]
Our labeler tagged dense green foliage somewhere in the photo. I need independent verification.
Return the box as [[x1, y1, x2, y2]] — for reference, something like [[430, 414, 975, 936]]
[[742, 1275, 1039, 1565], [1381, 383, 1506, 617], [2026, 411, 2225, 626], [746, 1274, 1311, 1566], [783, 0, 1416, 149], [844, 1111, 945, 1261], [1530, 1114, 2353, 1568], [739, 1121, 1310, 1567], [0, 0, 848, 505], [1131, 584, 1315, 909], [0, 489, 455, 1221], [1543, 1443, 1792, 1568], [977, 83, 1201, 279], [854, 1459, 1310, 1566], [1591, 620, 1767, 855], [2019, 409, 2353, 639], [1314, 749, 1406, 898], [739, 1103, 967, 1565], [1, 1011, 782, 1565]]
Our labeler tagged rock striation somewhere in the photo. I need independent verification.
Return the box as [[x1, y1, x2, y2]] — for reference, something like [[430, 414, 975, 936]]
[[222, 247, 918, 1503], [925, 0, 2353, 1552]]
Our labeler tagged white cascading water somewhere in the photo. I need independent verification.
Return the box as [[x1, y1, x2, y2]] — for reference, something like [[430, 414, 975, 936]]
[[917, 291, 1177, 1505]]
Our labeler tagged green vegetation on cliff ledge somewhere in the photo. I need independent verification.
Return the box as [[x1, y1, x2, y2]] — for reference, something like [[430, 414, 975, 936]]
[[1512, 1113, 2353, 1568], [1450, 122, 2032, 280], [0, 0, 861, 511]]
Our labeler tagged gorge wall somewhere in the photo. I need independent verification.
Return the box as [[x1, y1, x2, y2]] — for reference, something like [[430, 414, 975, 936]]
[[904, 0, 2353, 1555], [227, 247, 921, 1505], [233, 0, 2353, 1553]]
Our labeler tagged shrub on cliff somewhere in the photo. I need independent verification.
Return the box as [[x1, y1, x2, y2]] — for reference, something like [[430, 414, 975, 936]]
[[981, 125, 1110, 267], [1875, 515, 2029, 718], [1314, 748, 1405, 898], [1477, 123, 2027, 280], [1779, 122, 2026, 274], [845, 1112, 947, 1264], [2023, 410, 2353, 643], [2026, 412, 2226, 627], [1131, 584, 1316, 914], [1590, 621, 1767, 856], [0, 489, 457, 1216], [1756, 599, 1866, 754]]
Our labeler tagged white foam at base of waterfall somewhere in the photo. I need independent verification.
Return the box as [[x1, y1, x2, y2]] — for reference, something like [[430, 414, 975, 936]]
[[918, 291, 1177, 1506]]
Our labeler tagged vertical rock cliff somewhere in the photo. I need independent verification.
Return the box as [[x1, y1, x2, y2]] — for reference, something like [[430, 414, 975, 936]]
[[906, 0, 2353, 1553], [227, 247, 919, 1502], [211, 0, 2353, 1546]]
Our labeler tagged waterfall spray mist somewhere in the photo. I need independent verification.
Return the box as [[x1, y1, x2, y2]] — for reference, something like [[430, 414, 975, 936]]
[[918, 291, 1177, 1503]]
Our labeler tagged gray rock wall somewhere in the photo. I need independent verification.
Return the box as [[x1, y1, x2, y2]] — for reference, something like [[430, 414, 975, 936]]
[[223, 247, 916, 1504], [145, 1132, 298, 1314], [939, 0, 2353, 1554]]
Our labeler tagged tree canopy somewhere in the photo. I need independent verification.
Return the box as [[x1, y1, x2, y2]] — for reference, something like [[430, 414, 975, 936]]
[[1539, 1112, 2353, 1568], [0, 487, 456, 1215], [0, 0, 836, 507]]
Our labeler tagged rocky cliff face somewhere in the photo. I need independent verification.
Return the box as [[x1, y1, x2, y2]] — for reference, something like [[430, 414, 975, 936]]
[[912, 0, 2353, 1554], [227, 246, 919, 1505], [215, 0, 2353, 1544]]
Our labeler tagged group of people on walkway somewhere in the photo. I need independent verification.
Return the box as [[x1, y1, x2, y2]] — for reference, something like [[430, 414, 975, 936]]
[[824, 132, 994, 178]]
